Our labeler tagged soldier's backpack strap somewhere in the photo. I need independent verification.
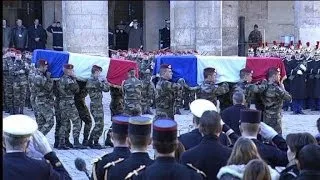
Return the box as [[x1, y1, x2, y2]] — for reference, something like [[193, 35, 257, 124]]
[[91, 157, 102, 180], [125, 165, 146, 180], [186, 163, 207, 178], [103, 158, 125, 180]]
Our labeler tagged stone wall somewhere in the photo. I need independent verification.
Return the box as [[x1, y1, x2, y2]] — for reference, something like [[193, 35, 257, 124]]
[[43, 0, 62, 49]]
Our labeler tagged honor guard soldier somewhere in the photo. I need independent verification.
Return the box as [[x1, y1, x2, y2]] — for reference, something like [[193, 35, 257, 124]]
[[311, 45, 320, 111], [159, 20, 170, 49], [141, 69, 154, 115], [305, 42, 316, 110], [264, 42, 270, 57], [271, 41, 279, 57], [133, 119, 205, 180], [108, 116, 153, 180], [3, 115, 71, 180], [91, 115, 131, 180], [248, 45, 254, 57]]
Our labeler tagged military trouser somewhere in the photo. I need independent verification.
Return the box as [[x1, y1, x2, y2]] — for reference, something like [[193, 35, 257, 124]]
[[110, 97, 124, 117], [35, 97, 55, 135], [30, 93, 39, 119], [155, 107, 174, 121], [124, 99, 142, 116], [13, 82, 27, 112], [183, 89, 196, 110], [25, 83, 31, 108], [141, 100, 150, 114], [58, 99, 81, 141], [75, 96, 92, 141], [89, 103, 104, 141], [263, 115, 282, 135], [5, 77, 14, 110]]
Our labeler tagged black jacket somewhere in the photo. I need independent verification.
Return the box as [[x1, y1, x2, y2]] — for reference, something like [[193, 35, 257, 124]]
[[11, 25, 28, 49], [28, 24, 47, 51], [296, 170, 320, 180], [180, 135, 232, 180], [220, 104, 247, 136], [46, 25, 63, 49], [280, 164, 299, 180]]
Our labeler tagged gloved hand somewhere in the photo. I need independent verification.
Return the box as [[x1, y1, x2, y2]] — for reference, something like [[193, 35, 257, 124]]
[[299, 64, 307, 71], [297, 70, 303, 75], [259, 122, 278, 140], [32, 130, 52, 155], [19, 69, 25, 74], [129, 21, 134, 27]]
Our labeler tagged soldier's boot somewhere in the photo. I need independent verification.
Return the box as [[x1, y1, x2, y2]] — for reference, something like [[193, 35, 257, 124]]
[[53, 136, 59, 148], [56, 139, 70, 150], [82, 137, 92, 147], [65, 138, 74, 148], [73, 138, 88, 149], [5, 107, 10, 113], [9, 108, 15, 115], [19, 107, 24, 114], [90, 140, 104, 149], [184, 104, 190, 111], [13, 107, 20, 115], [145, 108, 153, 115], [104, 132, 114, 147], [175, 108, 181, 115]]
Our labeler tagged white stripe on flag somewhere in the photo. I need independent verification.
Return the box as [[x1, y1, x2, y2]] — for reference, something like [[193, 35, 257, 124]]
[[68, 53, 110, 80], [196, 55, 246, 84]]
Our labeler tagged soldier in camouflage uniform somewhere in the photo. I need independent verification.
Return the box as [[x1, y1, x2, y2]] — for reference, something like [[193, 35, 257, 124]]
[[57, 64, 86, 149], [28, 62, 39, 120], [175, 78, 185, 114], [141, 69, 154, 114], [86, 65, 110, 149], [155, 64, 181, 120], [122, 68, 143, 116], [33, 59, 55, 135], [11, 50, 28, 114], [3, 49, 13, 113], [74, 79, 92, 146], [248, 24, 262, 55], [198, 67, 230, 106], [233, 68, 255, 107], [249, 67, 292, 134], [23, 51, 33, 109]]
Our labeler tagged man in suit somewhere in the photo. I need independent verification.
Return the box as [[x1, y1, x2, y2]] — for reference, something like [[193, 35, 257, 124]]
[[28, 19, 47, 51], [179, 99, 230, 150], [180, 110, 232, 180], [221, 92, 248, 136], [3, 115, 71, 180], [107, 116, 153, 180]]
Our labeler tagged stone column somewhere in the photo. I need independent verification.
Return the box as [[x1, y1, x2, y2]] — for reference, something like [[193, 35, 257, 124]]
[[62, 1, 109, 56], [170, 1, 196, 51], [294, 1, 320, 45], [222, 1, 239, 55]]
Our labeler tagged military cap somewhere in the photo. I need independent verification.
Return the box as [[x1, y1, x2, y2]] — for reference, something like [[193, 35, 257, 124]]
[[92, 65, 103, 72], [64, 64, 74, 69], [160, 64, 172, 69], [112, 115, 130, 135], [15, 50, 22, 54], [9, 48, 16, 52], [128, 116, 152, 136], [152, 119, 177, 142], [190, 99, 217, 118], [3, 115, 38, 136], [145, 69, 151, 74], [38, 59, 49, 66], [305, 42, 312, 52], [240, 109, 261, 124], [133, 19, 138, 23], [165, 19, 170, 23], [248, 46, 254, 53]]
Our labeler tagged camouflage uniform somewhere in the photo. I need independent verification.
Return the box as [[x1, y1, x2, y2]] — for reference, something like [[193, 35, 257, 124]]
[[198, 80, 230, 106], [249, 81, 292, 134], [28, 66, 39, 120], [11, 58, 28, 114], [141, 71, 154, 114], [86, 77, 110, 143], [122, 75, 143, 116], [248, 29, 262, 54], [24, 57, 32, 109], [74, 80, 92, 144], [155, 78, 181, 120], [3, 56, 14, 113], [110, 87, 124, 117], [233, 80, 256, 107], [57, 74, 83, 147], [34, 71, 55, 135]]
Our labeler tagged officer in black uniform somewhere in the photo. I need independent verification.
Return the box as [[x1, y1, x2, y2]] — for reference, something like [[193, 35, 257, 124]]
[[312, 47, 320, 111], [133, 119, 205, 180], [3, 115, 71, 180], [108, 116, 153, 179], [179, 99, 230, 150], [159, 20, 170, 49], [46, 21, 63, 51], [91, 115, 131, 180], [180, 110, 232, 180]]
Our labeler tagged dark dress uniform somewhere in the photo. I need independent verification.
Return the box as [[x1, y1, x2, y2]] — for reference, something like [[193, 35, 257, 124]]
[[91, 115, 131, 180], [220, 104, 248, 136], [181, 135, 232, 180], [28, 24, 47, 51], [179, 129, 230, 150], [115, 29, 129, 50], [283, 58, 292, 111], [280, 164, 299, 180], [125, 26, 143, 49], [46, 25, 63, 51], [11, 25, 28, 51], [313, 60, 320, 110], [160, 27, 170, 49]]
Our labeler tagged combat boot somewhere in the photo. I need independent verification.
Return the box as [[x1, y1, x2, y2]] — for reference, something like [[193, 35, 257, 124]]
[[104, 132, 114, 147], [145, 108, 153, 115], [73, 138, 88, 149], [19, 107, 24, 114], [9, 108, 15, 115], [65, 138, 74, 148], [175, 108, 181, 115], [56, 139, 70, 150], [82, 137, 92, 147], [13, 107, 20, 115], [53, 136, 59, 148], [90, 140, 104, 149], [4, 107, 10, 113]]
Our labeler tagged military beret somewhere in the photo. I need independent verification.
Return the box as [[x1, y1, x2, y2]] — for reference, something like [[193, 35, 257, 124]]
[[241, 68, 253, 74], [153, 119, 177, 142], [128, 116, 152, 136], [64, 64, 74, 69], [160, 64, 171, 69], [3, 115, 38, 136], [145, 69, 151, 74], [240, 109, 261, 124], [15, 50, 22, 54], [39, 59, 49, 66], [112, 115, 130, 135], [190, 99, 217, 118], [92, 65, 102, 72], [9, 48, 16, 52]]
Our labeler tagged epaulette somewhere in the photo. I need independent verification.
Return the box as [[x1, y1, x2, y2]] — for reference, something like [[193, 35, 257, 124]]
[[103, 158, 124, 169], [186, 163, 207, 178], [91, 157, 102, 164], [125, 165, 146, 180]]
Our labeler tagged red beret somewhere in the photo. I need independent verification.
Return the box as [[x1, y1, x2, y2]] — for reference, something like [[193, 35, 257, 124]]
[[9, 48, 16, 52], [92, 65, 102, 72], [15, 50, 22, 54], [64, 64, 74, 69], [39, 59, 48, 66]]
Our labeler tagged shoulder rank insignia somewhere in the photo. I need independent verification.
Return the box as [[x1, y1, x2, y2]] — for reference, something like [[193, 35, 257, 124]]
[[103, 158, 125, 169], [125, 165, 146, 180], [186, 163, 207, 178]]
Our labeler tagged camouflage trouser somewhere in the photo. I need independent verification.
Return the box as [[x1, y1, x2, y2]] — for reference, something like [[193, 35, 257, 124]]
[[13, 82, 27, 109], [141, 100, 149, 114], [75, 96, 92, 140], [124, 99, 142, 116], [175, 89, 183, 109], [58, 100, 81, 140], [25, 83, 31, 107], [30, 93, 39, 119], [155, 107, 174, 120], [89, 103, 104, 141], [264, 116, 282, 135], [35, 98, 55, 135], [183, 89, 196, 109], [110, 96, 124, 117], [5, 77, 14, 109]]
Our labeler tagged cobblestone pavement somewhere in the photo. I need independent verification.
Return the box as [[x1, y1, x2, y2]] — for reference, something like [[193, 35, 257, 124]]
[[3, 92, 320, 180]]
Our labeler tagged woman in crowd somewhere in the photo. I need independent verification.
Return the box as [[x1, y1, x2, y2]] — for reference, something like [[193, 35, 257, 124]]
[[243, 159, 271, 180]]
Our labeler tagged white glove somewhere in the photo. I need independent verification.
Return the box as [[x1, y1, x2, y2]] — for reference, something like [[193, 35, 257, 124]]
[[19, 69, 25, 74], [26, 138, 44, 160], [297, 70, 303, 75], [32, 130, 52, 155], [259, 122, 278, 140], [299, 64, 307, 71], [221, 119, 225, 125], [129, 22, 134, 27]]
